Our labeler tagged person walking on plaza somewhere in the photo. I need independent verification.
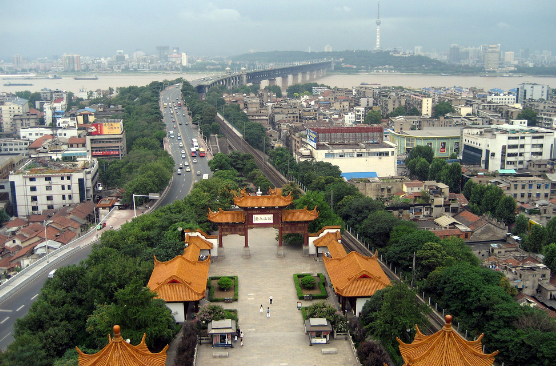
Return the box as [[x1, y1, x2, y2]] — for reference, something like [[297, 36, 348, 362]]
[[260, 304, 264, 314], [267, 307, 270, 318], [269, 295, 273, 305]]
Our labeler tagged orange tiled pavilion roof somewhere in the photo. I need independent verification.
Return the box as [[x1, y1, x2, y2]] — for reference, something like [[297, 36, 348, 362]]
[[76, 325, 167, 366], [323, 250, 390, 297], [282, 207, 319, 222], [314, 231, 346, 259], [207, 208, 245, 223], [147, 248, 210, 302], [233, 188, 293, 208], [397, 315, 499, 366]]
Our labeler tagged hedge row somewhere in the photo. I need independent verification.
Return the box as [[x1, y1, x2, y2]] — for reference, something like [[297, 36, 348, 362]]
[[206, 276, 239, 302], [293, 273, 328, 300]]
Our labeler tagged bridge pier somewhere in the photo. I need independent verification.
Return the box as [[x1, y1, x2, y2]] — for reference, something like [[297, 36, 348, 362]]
[[280, 76, 290, 93], [268, 78, 276, 87], [301, 72, 308, 83]]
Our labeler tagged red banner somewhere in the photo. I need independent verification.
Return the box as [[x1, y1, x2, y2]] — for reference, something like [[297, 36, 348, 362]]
[[92, 151, 119, 156]]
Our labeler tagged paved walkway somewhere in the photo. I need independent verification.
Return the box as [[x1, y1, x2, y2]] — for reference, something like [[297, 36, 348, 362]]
[[194, 227, 358, 366]]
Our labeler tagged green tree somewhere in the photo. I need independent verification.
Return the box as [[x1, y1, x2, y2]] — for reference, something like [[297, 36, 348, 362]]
[[300, 275, 316, 289], [439, 162, 462, 193], [441, 236, 480, 266], [433, 101, 455, 117], [264, 85, 282, 98], [517, 108, 538, 127], [385, 230, 440, 270], [415, 158, 430, 181], [513, 214, 529, 236], [0, 209, 10, 225], [359, 211, 399, 248], [462, 179, 476, 200], [281, 181, 303, 200], [407, 106, 420, 116], [338, 196, 384, 230], [406, 145, 434, 164], [523, 224, 547, 253], [293, 191, 343, 232], [0, 333, 50, 366], [366, 282, 430, 348], [427, 158, 447, 181], [481, 184, 505, 215], [495, 195, 517, 225], [416, 242, 449, 279], [364, 110, 382, 124], [544, 216, 556, 246], [389, 106, 406, 117], [217, 277, 233, 291], [208, 153, 233, 172], [543, 243, 556, 274], [85, 279, 176, 350]]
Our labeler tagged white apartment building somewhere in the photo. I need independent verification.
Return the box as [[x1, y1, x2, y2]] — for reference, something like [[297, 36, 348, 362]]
[[0, 97, 29, 133], [0, 139, 30, 156], [517, 83, 550, 104], [486, 94, 517, 105], [422, 97, 432, 116], [19, 126, 80, 141], [9, 158, 98, 217], [538, 112, 556, 129], [461, 124, 556, 171], [354, 107, 366, 124], [344, 112, 356, 126]]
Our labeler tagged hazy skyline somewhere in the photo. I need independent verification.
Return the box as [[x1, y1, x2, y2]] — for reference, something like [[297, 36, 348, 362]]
[[1, 0, 555, 60]]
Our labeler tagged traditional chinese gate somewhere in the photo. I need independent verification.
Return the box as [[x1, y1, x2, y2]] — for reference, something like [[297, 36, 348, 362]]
[[207, 188, 318, 255]]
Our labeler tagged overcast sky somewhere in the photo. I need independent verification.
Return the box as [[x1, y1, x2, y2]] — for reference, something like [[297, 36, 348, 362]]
[[1, 0, 554, 61]]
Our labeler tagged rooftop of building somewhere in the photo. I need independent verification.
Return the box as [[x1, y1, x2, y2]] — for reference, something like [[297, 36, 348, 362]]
[[390, 127, 462, 137], [13, 158, 91, 175], [463, 124, 555, 134]]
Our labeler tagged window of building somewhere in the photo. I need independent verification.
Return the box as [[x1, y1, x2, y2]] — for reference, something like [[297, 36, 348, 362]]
[[30, 186, 37, 192], [29, 177, 36, 182], [67, 185, 71, 190], [529, 184, 533, 189], [46, 186, 52, 191], [536, 193, 541, 198], [514, 184, 518, 189], [32, 206, 39, 212], [545, 193, 549, 198], [62, 195, 66, 200], [537, 184, 542, 189], [31, 196, 38, 202], [46, 195, 53, 201], [513, 194, 517, 198], [356, 153, 363, 157], [521, 193, 525, 198], [522, 184, 526, 189], [528, 193, 532, 198], [62, 185, 65, 190], [47, 205, 54, 210], [68, 194, 72, 200], [45, 177, 51, 181]]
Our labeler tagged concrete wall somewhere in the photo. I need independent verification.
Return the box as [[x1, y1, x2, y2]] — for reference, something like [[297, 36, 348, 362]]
[[166, 302, 185, 323]]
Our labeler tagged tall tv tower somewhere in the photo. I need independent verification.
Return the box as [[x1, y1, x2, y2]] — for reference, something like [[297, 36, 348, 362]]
[[375, 1, 382, 51]]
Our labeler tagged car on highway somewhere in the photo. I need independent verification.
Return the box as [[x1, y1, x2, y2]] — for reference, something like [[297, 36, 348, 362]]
[[193, 158, 197, 163], [184, 161, 189, 166], [197, 171, 201, 176], [179, 142, 183, 147], [172, 119, 175, 123], [48, 269, 57, 278], [181, 154, 186, 159], [177, 168, 182, 175], [177, 136, 181, 140], [181, 150, 186, 154], [179, 163, 183, 168], [186, 167, 191, 172], [173, 125, 176, 128]]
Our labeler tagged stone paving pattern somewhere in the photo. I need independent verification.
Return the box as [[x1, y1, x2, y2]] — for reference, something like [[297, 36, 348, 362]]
[[194, 227, 358, 366]]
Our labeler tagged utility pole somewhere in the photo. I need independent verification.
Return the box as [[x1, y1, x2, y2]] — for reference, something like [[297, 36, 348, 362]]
[[330, 190, 333, 211], [411, 251, 416, 288]]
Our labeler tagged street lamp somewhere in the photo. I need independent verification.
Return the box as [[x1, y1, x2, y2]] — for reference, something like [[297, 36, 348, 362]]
[[44, 219, 53, 263]]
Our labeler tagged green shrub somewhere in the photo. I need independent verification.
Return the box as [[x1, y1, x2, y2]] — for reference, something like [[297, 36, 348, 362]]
[[217, 276, 233, 291], [300, 276, 316, 289], [207, 276, 238, 302], [293, 273, 328, 300]]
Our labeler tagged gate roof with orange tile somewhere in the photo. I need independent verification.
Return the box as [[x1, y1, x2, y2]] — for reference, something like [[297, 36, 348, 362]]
[[233, 188, 293, 208], [397, 315, 498, 366], [76, 325, 167, 366]]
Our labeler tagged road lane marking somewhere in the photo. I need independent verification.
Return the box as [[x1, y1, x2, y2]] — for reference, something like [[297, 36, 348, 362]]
[[31, 293, 39, 300], [0, 332, 11, 343], [0, 317, 9, 324], [16, 305, 25, 312], [0, 309, 13, 313]]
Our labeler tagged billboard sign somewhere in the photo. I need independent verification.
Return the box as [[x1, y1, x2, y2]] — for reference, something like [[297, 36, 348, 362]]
[[440, 141, 446, 153], [92, 150, 119, 156], [89, 122, 122, 135], [307, 129, 317, 148]]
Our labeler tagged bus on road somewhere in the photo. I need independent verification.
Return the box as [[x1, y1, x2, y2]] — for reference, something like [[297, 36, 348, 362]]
[[199, 148, 206, 157], [191, 138, 199, 150]]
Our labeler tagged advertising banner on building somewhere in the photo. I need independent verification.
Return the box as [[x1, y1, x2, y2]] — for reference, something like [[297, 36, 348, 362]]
[[440, 141, 446, 153], [89, 122, 122, 135], [92, 151, 119, 156], [307, 129, 317, 148]]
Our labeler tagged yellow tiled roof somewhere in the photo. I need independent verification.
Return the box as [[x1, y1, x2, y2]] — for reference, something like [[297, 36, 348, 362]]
[[314, 231, 347, 259], [324, 250, 390, 297], [233, 188, 293, 208], [76, 325, 167, 366], [207, 208, 245, 223], [147, 249, 210, 302], [185, 234, 214, 250], [282, 207, 319, 222], [397, 316, 498, 366]]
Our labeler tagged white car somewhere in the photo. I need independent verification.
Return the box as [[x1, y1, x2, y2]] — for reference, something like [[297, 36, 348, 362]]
[[181, 150, 186, 154], [179, 142, 183, 147], [193, 158, 197, 163], [181, 154, 186, 159]]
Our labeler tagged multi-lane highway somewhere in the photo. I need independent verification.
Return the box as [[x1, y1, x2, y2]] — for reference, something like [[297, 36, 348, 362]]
[[0, 84, 210, 350], [158, 85, 212, 207]]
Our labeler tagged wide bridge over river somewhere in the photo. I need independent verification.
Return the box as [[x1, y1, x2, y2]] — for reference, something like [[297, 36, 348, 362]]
[[196, 61, 333, 94]]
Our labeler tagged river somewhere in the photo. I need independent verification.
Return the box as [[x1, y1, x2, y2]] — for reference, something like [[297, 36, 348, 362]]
[[2, 73, 554, 95]]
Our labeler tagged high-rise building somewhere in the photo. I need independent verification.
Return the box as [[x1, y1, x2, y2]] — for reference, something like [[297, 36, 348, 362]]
[[12, 54, 22, 68], [504, 51, 514, 64], [181, 53, 188, 66], [324, 44, 332, 52], [484, 45, 500, 71], [62, 54, 81, 71], [449, 44, 460, 63], [375, 1, 381, 50], [517, 83, 550, 103], [414, 46, 422, 55]]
